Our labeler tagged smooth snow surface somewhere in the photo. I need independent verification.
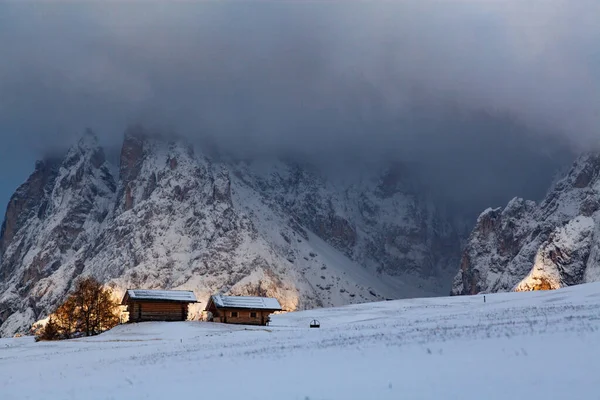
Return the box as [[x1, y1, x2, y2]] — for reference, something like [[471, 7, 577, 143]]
[[124, 289, 197, 303], [2, 283, 600, 400], [211, 295, 282, 310]]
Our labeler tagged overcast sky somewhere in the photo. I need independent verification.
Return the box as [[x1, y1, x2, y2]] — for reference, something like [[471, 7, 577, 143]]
[[0, 1, 598, 216]]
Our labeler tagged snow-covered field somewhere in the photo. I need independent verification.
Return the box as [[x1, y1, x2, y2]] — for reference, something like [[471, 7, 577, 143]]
[[2, 283, 600, 400]]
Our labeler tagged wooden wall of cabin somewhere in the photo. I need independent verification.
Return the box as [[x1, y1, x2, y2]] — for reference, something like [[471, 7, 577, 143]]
[[127, 301, 189, 322], [212, 309, 274, 325]]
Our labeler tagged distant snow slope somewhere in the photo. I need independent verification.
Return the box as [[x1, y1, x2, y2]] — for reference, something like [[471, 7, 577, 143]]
[[2, 282, 600, 400], [0, 128, 463, 336], [453, 153, 600, 295]]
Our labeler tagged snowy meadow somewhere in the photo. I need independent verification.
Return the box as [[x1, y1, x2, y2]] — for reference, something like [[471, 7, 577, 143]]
[[2, 283, 600, 399]]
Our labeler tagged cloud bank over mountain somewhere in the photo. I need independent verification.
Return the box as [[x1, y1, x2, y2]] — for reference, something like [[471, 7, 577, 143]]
[[0, 1, 597, 213]]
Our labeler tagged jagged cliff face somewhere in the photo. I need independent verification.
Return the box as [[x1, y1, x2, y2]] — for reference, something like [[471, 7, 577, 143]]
[[0, 128, 463, 336], [452, 153, 600, 295]]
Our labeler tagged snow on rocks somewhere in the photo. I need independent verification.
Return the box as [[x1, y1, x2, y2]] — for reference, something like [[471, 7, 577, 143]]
[[515, 216, 595, 291]]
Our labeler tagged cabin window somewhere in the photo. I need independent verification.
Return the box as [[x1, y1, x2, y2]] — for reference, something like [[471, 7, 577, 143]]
[[250, 312, 257, 318], [231, 311, 238, 317]]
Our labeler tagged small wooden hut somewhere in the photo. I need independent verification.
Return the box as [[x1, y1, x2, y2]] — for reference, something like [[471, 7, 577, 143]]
[[205, 294, 282, 326], [121, 289, 197, 322]]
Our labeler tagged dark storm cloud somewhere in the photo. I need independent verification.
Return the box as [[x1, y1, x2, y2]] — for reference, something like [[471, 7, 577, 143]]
[[0, 1, 598, 213]]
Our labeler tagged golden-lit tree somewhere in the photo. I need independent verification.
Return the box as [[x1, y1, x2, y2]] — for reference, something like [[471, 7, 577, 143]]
[[54, 296, 78, 339], [38, 277, 120, 340]]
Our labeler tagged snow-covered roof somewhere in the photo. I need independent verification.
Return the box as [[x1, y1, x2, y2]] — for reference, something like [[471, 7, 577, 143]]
[[122, 289, 197, 304], [209, 295, 282, 311]]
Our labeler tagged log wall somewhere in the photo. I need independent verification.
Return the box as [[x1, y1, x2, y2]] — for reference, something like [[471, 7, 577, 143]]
[[212, 309, 273, 326], [127, 301, 189, 322]]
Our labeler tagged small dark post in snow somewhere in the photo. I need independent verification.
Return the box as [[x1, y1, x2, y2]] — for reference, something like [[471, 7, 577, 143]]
[[484, 295, 486, 303]]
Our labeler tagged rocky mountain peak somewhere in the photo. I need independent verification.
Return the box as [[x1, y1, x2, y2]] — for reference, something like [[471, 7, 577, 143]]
[[567, 153, 600, 189], [0, 132, 119, 335], [452, 152, 600, 296], [77, 128, 100, 149], [116, 129, 209, 214]]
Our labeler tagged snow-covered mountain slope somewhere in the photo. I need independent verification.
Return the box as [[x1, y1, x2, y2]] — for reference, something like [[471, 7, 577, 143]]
[[453, 153, 600, 295], [0, 128, 463, 336], [231, 159, 461, 289], [229, 169, 442, 306], [2, 282, 600, 399]]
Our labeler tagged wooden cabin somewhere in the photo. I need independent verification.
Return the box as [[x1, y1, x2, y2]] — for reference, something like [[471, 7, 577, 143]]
[[205, 294, 282, 326], [121, 289, 197, 322]]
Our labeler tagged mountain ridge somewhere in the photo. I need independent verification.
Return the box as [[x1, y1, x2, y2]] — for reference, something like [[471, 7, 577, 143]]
[[3, 128, 597, 336], [0, 128, 463, 336]]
